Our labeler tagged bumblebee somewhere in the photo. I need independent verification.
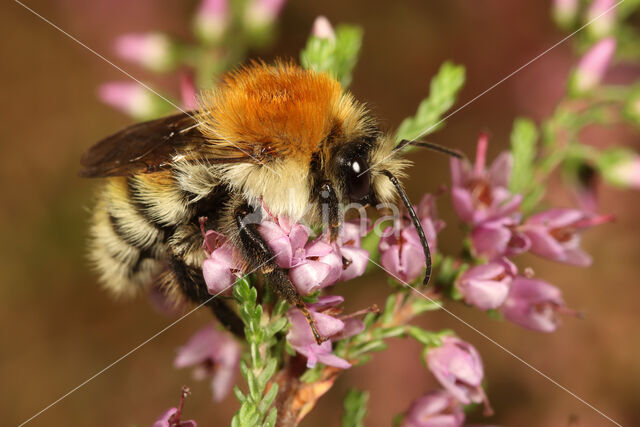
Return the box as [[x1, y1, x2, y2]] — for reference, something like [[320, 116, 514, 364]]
[[82, 62, 457, 342]]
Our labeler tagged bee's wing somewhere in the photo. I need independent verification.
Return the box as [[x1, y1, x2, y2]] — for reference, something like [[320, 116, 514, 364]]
[[80, 112, 253, 177]]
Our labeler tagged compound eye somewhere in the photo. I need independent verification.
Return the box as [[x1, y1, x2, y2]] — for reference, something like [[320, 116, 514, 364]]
[[346, 157, 371, 202]]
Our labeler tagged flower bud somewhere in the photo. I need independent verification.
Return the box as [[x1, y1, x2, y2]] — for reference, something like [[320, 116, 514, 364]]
[[98, 82, 157, 119], [586, 0, 617, 38], [193, 0, 229, 44], [244, 0, 286, 31], [552, 0, 579, 28], [403, 390, 465, 427], [115, 33, 174, 72], [605, 155, 640, 189], [311, 16, 335, 41], [570, 37, 616, 94], [425, 336, 489, 407]]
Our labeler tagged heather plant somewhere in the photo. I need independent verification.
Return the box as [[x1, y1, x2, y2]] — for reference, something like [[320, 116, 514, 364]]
[[100, 1, 640, 425]]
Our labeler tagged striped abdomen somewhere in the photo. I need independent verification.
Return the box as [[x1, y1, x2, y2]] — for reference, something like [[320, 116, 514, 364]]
[[88, 172, 204, 298]]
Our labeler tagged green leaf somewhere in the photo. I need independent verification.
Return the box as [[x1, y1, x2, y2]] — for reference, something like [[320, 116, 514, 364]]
[[380, 294, 398, 325], [411, 297, 443, 315], [351, 339, 387, 357], [264, 407, 278, 427], [341, 388, 369, 427], [258, 383, 279, 415], [233, 386, 246, 403], [257, 358, 278, 390], [395, 62, 466, 143], [265, 317, 288, 337], [375, 325, 406, 339], [509, 117, 539, 194], [300, 24, 363, 88], [408, 326, 442, 347]]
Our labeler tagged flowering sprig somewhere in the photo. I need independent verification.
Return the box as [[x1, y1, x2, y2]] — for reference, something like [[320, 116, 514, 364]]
[[300, 16, 362, 88], [231, 277, 287, 427]]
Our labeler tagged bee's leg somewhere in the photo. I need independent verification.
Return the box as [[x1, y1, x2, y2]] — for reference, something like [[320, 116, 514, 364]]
[[319, 181, 341, 242], [234, 202, 326, 345], [168, 255, 245, 338]]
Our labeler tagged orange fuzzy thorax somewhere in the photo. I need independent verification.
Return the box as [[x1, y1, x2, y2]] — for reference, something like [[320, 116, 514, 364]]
[[197, 62, 346, 163]]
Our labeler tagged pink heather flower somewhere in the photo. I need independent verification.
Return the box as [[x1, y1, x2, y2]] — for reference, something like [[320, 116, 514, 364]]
[[552, 0, 579, 27], [311, 16, 335, 40], [154, 408, 197, 427], [450, 134, 521, 226], [286, 296, 360, 369], [259, 216, 310, 269], [115, 33, 173, 72], [98, 82, 155, 119], [194, 0, 229, 43], [260, 217, 342, 294], [586, 0, 617, 37], [403, 390, 465, 427], [174, 325, 240, 402], [335, 221, 370, 282], [572, 37, 617, 93], [501, 277, 573, 332], [244, 0, 286, 29], [456, 258, 516, 310], [202, 229, 241, 295], [470, 215, 530, 259], [154, 388, 197, 427], [379, 226, 427, 284], [379, 193, 444, 284], [607, 156, 640, 188], [416, 193, 446, 253], [521, 209, 612, 267], [426, 336, 491, 412], [180, 72, 198, 111]]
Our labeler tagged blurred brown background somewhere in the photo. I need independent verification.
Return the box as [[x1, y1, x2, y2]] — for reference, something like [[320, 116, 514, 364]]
[[1, 1, 638, 426]]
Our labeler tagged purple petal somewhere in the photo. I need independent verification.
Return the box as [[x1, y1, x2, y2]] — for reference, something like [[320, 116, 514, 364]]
[[317, 251, 343, 287], [211, 364, 236, 402], [153, 407, 177, 427], [451, 187, 475, 224], [316, 352, 352, 369], [460, 262, 506, 281], [527, 208, 584, 228], [174, 328, 217, 368], [305, 240, 333, 257], [460, 278, 510, 310], [471, 223, 511, 259], [289, 222, 311, 251], [563, 248, 593, 267], [309, 295, 344, 311], [333, 318, 365, 340], [289, 261, 331, 295], [522, 226, 566, 261], [202, 257, 234, 295], [339, 246, 369, 281], [488, 152, 513, 188]]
